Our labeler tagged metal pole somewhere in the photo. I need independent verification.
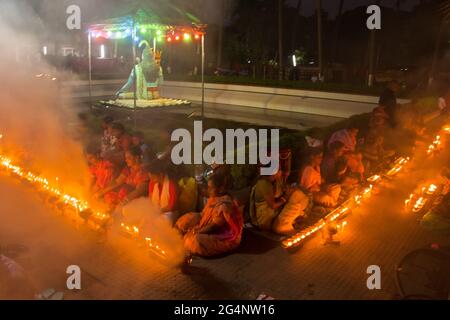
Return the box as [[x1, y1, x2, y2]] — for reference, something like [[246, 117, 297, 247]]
[[277, 0, 283, 81], [88, 31, 93, 110], [368, 29, 376, 87], [368, 0, 381, 87], [201, 34, 205, 120], [132, 21, 137, 128], [317, 0, 323, 80]]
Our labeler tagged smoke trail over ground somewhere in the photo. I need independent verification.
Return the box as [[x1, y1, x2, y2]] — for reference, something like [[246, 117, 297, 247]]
[[0, 0, 90, 198], [122, 198, 187, 266], [0, 3, 187, 298]]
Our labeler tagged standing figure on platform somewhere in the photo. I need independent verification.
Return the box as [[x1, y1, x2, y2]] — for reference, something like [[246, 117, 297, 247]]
[[116, 40, 163, 100]]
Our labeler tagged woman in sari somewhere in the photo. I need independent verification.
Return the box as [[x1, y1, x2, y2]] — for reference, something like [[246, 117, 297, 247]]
[[95, 147, 148, 211], [176, 173, 243, 257]]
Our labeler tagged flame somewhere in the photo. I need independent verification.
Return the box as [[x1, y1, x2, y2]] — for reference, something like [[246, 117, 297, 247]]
[[404, 193, 413, 206], [427, 135, 442, 155], [145, 237, 167, 257], [412, 197, 427, 212], [427, 184, 437, 195], [283, 156, 411, 249], [367, 175, 381, 183], [284, 124, 449, 249]]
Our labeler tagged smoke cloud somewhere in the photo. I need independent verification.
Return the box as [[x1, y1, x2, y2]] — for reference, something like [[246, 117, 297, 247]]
[[0, 0, 187, 299]]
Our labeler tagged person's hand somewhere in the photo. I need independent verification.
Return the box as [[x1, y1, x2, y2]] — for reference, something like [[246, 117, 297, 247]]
[[120, 197, 130, 206], [284, 185, 293, 197]]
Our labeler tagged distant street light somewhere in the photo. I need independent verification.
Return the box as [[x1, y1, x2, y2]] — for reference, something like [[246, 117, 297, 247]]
[[100, 44, 105, 59], [292, 55, 297, 67]]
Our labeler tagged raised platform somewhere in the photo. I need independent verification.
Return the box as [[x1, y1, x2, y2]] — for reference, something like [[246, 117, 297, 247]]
[[99, 98, 191, 109]]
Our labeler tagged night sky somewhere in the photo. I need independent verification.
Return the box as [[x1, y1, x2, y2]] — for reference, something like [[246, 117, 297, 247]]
[[29, 0, 425, 24], [290, 0, 422, 17]]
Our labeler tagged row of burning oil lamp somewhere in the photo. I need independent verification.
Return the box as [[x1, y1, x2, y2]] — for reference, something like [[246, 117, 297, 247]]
[[427, 135, 442, 155], [404, 182, 447, 214], [282, 156, 409, 249], [0, 140, 167, 259], [120, 222, 167, 258], [283, 123, 450, 249], [284, 122, 450, 249], [406, 125, 450, 212]]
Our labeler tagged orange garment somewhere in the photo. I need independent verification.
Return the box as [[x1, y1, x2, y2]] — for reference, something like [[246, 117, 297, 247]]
[[300, 165, 322, 191], [182, 195, 243, 257], [104, 166, 148, 207], [90, 160, 114, 190]]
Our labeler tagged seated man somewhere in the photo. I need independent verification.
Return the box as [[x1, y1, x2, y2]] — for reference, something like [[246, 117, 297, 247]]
[[95, 147, 148, 212], [86, 146, 116, 194], [147, 160, 178, 223], [175, 173, 243, 257], [300, 148, 341, 208], [249, 169, 310, 235]]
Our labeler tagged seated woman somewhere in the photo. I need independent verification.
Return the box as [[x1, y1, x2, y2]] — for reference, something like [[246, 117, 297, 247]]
[[369, 105, 390, 131], [175, 173, 243, 257], [300, 148, 341, 208], [328, 125, 359, 153], [102, 123, 132, 167], [95, 147, 149, 211], [249, 169, 310, 235], [86, 146, 116, 194], [147, 160, 178, 223]]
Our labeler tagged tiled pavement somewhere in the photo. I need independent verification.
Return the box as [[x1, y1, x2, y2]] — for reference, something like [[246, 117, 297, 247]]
[[1, 153, 449, 300]]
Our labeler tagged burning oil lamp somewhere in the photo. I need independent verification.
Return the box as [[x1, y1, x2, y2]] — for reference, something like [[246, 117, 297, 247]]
[[321, 221, 342, 246], [367, 175, 381, 183], [361, 185, 373, 199], [412, 197, 427, 213], [145, 237, 167, 257], [426, 184, 437, 196], [404, 193, 413, 207], [120, 223, 140, 238]]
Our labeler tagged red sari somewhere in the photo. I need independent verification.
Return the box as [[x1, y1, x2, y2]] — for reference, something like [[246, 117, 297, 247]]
[[104, 166, 148, 207], [90, 160, 114, 190]]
